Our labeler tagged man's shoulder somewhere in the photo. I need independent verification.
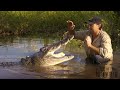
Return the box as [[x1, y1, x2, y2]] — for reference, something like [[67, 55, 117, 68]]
[[100, 30, 111, 40], [100, 30, 110, 36]]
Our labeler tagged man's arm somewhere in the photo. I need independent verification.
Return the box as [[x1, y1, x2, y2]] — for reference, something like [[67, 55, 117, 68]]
[[85, 35, 113, 59], [66, 20, 88, 41], [99, 35, 113, 59], [85, 36, 100, 55], [89, 45, 100, 55]]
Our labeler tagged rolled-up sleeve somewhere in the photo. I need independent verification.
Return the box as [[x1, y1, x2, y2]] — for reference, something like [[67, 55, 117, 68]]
[[99, 34, 113, 59]]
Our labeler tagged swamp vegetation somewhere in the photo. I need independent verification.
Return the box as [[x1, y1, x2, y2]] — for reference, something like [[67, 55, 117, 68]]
[[0, 11, 120, 51]]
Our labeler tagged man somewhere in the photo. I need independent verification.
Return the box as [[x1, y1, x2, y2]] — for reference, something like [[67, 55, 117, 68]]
[[66, 16, 113, 64]]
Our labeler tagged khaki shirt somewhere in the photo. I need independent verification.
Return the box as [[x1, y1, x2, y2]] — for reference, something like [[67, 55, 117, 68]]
[[74, 30, 113, 60]]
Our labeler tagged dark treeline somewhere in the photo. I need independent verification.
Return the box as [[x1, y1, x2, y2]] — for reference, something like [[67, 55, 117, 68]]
[[0, 11, 120, 51]]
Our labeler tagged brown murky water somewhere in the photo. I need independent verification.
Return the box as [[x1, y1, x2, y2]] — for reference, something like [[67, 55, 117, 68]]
[[0, 36, 120, 79]]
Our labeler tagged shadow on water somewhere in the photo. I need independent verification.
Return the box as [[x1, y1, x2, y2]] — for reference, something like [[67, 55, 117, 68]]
[[0, 35, 120, 79]]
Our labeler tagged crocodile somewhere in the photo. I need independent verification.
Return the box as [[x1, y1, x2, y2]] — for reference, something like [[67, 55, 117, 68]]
[[20, 34, 74, 66], [0, 34, 74, 67]]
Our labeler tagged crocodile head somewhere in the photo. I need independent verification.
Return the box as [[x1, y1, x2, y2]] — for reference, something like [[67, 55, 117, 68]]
[[21, 35, 74, 66]]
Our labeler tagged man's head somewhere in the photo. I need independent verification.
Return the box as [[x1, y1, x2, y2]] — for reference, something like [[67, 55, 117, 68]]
[[86, 16, 103, 31], [87, 16, 102, 25]]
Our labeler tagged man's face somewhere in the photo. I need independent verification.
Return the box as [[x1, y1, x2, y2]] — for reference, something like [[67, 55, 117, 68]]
[[88, 23, 99, 33], [88, 23, 94, 30]]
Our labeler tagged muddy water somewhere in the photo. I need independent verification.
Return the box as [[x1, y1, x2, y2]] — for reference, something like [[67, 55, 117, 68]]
[[0, 36, 120, 79]]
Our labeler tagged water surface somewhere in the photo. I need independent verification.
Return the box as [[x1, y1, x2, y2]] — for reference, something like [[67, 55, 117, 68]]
[[0, 36, 120, 79]]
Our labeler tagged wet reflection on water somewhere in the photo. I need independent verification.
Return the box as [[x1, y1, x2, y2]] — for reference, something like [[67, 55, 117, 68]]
[[0, 36, 120, 79], [25, 55, 86, 79]]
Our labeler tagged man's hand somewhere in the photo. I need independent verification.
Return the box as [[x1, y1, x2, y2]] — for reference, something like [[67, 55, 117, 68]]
[[67, 20, 75, 35], [85, 36, 92, 48], [85, 36, 100, 54], [67, 20, 75, 30]]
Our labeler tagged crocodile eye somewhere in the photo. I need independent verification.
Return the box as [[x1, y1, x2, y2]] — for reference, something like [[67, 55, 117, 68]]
[[40, 47, 47, 52]]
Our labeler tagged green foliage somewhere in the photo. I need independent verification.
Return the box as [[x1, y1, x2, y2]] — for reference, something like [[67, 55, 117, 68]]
[[0, 11, 120, 51], [0, 11, 117, 34]]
